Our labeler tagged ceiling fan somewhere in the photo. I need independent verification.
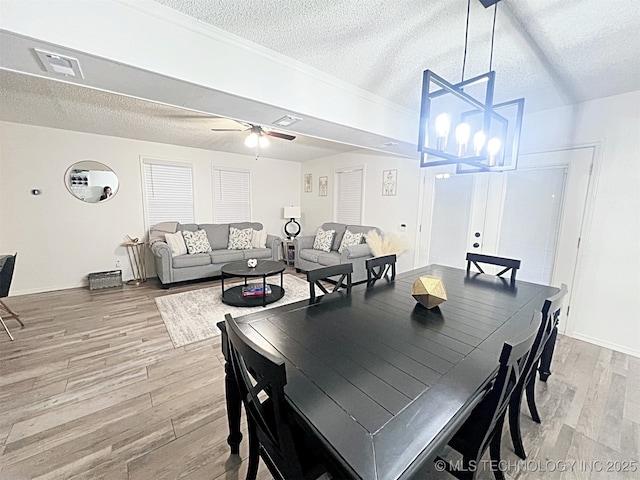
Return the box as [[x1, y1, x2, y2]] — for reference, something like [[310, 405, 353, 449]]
[[210, 119, 296, 148]]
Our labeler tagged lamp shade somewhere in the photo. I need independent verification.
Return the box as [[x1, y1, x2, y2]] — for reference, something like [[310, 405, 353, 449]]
[[284, 206, 300, 219]]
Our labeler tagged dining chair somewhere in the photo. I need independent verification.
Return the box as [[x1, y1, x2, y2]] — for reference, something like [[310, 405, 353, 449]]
[[224, 314, 328, 480], [365, 254, 396, 287], [0, 253, 24, 341], [466, 252, 521, 285], [306, 263, 352, 303], [508, 284, 568, 459], [437, 311, 541, 480]]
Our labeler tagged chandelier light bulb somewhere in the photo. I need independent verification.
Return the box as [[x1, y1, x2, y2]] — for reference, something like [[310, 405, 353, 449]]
[[473, 131, 486, 156], [244, 132, 259, 148], [435, 113, 451, 151], [259, 134, 270, 148], [455, 123, 471, 157], [487, 137, 501, 166]]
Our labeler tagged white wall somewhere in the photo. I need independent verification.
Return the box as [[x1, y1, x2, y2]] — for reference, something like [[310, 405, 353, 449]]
[[299, 150, 421, 274], [517, 90, 640, 357], [0, 122, 300, 294]]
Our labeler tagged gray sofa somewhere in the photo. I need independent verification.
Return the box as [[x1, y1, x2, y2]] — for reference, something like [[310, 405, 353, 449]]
[[293, 222, 381, 283], [150, 222, 281, 286]]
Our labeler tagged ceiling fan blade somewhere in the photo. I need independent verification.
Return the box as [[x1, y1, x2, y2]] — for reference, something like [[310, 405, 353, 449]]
[[266, 131, 296, 141], [210, 128, 247, 132]]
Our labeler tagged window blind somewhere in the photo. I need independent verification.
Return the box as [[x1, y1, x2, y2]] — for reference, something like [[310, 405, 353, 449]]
[[213, 168, 251, 223], [143, 162, 194, 229], [336, 168, 363, 224]]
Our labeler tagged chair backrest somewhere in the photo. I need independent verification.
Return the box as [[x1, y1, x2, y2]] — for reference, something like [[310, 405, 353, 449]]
[[365, 254, 396, 287], [470, 311, 540, 455], [306, 263, 353, 302], [225, 313, 305, 479], [532, 283, 568, 364], [0, 253, 17, 298], [466, 252, 521, 284]]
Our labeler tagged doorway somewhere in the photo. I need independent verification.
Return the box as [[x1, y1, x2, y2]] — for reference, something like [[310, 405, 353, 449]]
[[415, 147, 594, 333]]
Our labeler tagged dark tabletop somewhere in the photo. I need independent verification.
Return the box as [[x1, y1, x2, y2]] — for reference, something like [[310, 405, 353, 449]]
[[233, 264, 558, 479], [220, 259, 285, 277]]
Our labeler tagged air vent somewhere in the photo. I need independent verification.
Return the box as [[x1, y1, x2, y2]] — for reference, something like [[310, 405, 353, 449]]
[[273, 115, 302, 127], [34, 49, 84, 78]]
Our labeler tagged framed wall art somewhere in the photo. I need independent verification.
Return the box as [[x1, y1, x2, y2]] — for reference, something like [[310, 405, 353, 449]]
[[304, 173, 312, 193], [319, 176, 328, 196], [382, 169, 397, 196]]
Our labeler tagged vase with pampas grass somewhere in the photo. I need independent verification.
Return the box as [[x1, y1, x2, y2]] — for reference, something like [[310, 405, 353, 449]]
[[365, 230, 410, 257]]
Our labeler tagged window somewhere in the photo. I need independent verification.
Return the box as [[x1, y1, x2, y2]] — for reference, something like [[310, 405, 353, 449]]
[[335, 166, 364, 224], [141, 159, 194, 229], [213, 167, 251, 223]]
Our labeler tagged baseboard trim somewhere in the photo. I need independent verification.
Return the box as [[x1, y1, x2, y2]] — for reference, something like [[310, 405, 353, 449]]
[[569, 332, 640, 358]]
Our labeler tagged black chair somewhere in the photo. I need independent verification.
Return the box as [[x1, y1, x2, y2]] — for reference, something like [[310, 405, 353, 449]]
[[365, 254, 396, 287], [437, 312, 541, 480], [508, 284, 568, 459], [466, 252, 521, 285], [0, 253, 24, 341], [224, 314, 327, 480], [306, 263, 352, 303]]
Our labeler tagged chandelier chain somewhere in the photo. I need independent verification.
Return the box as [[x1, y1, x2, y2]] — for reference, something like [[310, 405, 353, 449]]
[[489, 2, 498, 71], [461, 0, 471, 82]]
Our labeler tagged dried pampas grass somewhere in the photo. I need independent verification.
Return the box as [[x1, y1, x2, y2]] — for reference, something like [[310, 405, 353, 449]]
[[365, 230, 410, 257]]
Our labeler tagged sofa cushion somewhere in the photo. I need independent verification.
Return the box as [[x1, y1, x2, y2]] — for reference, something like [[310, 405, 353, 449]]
[[243, 248, 272, 260], [251, 228, 268, 248], [346, 225, 380, 237], [338, 229, 364, 253], [210, 249, 244, 263], [230, 222, 263, 232], [317, 252, 341, 266], [299, 248, 321, 263], [322, 223, 347, 251], [182, 229, 212, 254], [200, 224, 229, 250], [177, 223, 199, 232], [228, 227, 253, 250], [173, 253, 211, 268], [313, 227, 335, 252], [165, 231, 188, 257]]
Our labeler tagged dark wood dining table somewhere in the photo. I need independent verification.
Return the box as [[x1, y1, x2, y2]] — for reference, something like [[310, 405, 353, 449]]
[[217, 264, 559, 479]]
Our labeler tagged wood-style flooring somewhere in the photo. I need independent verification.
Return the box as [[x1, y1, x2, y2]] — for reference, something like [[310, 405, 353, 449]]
[[1, 270, 638, 479]]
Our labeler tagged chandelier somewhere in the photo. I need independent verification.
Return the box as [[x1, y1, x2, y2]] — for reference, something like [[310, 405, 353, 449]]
[[418, 0, 524, 173]]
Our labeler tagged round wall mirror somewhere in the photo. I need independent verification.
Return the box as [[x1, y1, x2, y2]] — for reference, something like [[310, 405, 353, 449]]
[[65, 161, 119, 203]]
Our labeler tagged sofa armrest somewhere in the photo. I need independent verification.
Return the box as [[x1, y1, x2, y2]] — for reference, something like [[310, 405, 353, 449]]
[[151, 241, 173, 283], [293, 235, 315, 250], [341, 243, 372, 260], [266, 234, 282, 261]]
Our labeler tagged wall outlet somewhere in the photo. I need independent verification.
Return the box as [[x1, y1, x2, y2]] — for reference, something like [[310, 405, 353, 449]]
[[115, 259, 121, 269]]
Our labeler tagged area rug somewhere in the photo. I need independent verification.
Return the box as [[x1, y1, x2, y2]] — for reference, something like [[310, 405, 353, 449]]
[[155, 274, 311, 348]]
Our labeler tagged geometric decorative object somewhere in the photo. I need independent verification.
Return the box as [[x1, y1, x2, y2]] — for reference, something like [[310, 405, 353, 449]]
[[412, 275, 448, 309], [417, 0, 524, 173], [283, 206, 301, 239], [247, 258, 258, 268]]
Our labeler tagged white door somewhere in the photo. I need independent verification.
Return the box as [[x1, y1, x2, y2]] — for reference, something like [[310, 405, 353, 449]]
[[416, 147, 593, 333]]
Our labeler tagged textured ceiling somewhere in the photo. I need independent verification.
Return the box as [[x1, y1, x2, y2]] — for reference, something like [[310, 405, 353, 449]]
[[1, 0, 638, 162]]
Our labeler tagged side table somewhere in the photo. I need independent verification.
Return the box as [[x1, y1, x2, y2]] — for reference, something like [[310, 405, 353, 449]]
[[123, 241, 147, 285], [282, 240, 295, 266]]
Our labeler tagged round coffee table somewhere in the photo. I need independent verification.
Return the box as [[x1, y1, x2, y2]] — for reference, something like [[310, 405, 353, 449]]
[[220, 260, 286, 307]]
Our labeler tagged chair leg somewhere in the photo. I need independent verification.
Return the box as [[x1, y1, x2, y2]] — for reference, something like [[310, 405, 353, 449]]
[[246, 421, 260, 480], [0, 299, 24, 327], [525, 373, 541, 424], [1, 315, 15, 341], [489, 417, 507, 480], [508, 389, 527, 459]]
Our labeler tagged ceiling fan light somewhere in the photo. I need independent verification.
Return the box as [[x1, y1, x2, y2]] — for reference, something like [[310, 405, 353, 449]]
[[259, 134, 270, 148], [244, 132, 258, 148]]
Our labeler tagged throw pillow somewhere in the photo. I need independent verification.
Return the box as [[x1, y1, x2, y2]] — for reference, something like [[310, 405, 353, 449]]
[[165, 231, 188, 257], [338, 229, 364, 254], [251, 228, 268, 248], [313, 227, 335, 253], [182, 229, 212, 254], [228, 227, 254, 250]]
